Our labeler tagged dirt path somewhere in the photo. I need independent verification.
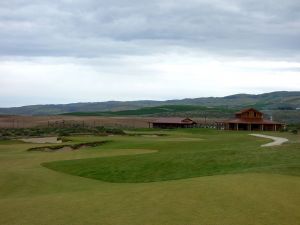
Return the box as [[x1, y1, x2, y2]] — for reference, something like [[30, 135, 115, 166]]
[[249, 134, 288, 147]]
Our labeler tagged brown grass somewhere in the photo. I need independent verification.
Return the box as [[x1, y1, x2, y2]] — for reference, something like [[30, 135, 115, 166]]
[[0, 115, 151, 128], [0, 115, 219, 129]]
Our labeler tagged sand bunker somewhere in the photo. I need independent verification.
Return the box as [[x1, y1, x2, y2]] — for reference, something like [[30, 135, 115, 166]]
[[27, 141, 110, 152], [20, 137, 62, 144], [249, 134, 288, 147]]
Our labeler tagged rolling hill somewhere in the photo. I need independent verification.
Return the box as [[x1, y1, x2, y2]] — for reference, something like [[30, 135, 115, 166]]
[[63, 105, 235, 118], [0, 91, 299, 116]]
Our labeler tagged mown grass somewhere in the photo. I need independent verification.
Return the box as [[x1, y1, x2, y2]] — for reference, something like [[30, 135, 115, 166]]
[[1, 129, 300, 225], [43, 129, 300, 183]]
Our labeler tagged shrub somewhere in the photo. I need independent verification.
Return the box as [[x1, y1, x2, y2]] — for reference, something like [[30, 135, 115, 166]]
[[105, 128, 125, 135], [58, 131, 70, 137], [291, 129, 298, 134], [0, 126, 125, 138]]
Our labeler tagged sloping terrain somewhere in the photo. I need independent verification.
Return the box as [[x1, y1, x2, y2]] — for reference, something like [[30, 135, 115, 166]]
[[0, 91, 299, 115], [0, 129, 299, 225], [62, 104, 300, 124], [63, 105, 235, 118], [43, 130, 300, 183]]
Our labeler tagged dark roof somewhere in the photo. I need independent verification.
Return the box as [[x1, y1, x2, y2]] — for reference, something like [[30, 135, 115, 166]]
[[221, 118, 283, 125], [235, 108, 262, 114], [152, 117, 196, 124]]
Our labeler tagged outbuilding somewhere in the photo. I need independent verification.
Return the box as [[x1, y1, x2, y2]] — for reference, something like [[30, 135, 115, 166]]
[[150, 117, 197, 129]]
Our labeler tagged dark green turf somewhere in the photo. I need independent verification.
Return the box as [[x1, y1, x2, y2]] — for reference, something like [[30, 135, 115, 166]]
[[42, 129, 300, 183]]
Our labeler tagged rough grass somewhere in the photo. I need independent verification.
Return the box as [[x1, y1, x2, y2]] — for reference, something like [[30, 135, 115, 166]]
[[27, 140, 111, 152], [0, 129, 300, 225], [0, 126, 125, 139]]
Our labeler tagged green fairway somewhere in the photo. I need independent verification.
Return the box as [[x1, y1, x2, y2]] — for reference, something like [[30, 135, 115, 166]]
[[43, 130, 300, 183], [0, 129, 299, 225]]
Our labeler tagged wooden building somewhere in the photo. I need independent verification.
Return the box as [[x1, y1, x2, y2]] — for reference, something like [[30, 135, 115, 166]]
[[150, 118, 197, 129], [216, 108, 284, 131]]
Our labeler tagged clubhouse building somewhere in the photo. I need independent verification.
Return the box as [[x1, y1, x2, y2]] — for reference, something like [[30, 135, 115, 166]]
[[216, 108, 284, 131]]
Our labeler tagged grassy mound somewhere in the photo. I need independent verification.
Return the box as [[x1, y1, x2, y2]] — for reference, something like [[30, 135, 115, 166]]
[[42, 130, 300, 183]]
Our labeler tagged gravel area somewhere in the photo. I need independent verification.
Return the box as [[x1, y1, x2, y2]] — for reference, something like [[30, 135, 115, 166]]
[[249, 134, 288, 147]]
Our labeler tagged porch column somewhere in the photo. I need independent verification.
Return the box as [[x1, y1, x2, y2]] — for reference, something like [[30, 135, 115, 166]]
[[236, 123, 239, 131], [261, 124, 264, 131]]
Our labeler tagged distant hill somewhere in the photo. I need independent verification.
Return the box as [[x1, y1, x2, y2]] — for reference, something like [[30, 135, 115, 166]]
[[0, 91, 299, 123], [63, 104, 300, 124], [63, 105, 236, 118]]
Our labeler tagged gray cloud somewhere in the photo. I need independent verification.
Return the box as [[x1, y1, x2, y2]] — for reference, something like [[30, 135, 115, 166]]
[[1, 0, 299, 108], [0, 0, 300, 59], [0, 0, 300, 58]]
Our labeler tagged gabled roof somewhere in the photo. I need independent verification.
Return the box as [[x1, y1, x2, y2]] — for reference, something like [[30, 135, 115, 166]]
[[152, 117, 196, 124], [235, 108, 262, 114]]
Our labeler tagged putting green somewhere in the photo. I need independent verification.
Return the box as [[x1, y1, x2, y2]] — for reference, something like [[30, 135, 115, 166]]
[[43, 130, 300, 183]]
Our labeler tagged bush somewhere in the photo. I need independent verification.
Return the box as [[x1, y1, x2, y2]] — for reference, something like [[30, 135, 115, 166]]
[[95, 126, 125, 135], [291, 129, 298, 134], [0, 126, 125, 139], [105, 128, 125, 135], [279, 127, 289, 132], [58, 131, 70, 137]]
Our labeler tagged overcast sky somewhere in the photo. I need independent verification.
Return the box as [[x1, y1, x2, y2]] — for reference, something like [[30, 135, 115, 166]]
[[0, 0, 300, 107]]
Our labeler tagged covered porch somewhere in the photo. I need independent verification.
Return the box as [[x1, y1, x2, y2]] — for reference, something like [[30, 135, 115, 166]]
[[216, 122, 283, 131]]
